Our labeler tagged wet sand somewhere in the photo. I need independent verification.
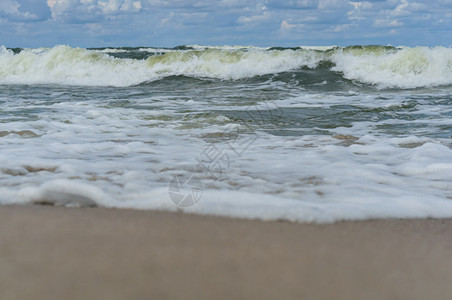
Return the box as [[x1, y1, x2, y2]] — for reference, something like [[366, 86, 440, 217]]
[[0, 205, 451, 299]]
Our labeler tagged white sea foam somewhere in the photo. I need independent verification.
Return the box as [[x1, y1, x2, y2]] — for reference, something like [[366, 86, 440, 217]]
[[145, 48, 323, 79], [0, 45, 157, 86], [0, 45, 451, 88], [2, 133, 452, 223], [187, 44, 270, 51], [0, 77, 452, 222], [1, 45, 452, 223], [0, 45, 323, 86], [332, 46, 452, 88]]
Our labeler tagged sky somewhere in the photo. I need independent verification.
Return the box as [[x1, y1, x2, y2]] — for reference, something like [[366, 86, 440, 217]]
[[0, 0, 451, 47]]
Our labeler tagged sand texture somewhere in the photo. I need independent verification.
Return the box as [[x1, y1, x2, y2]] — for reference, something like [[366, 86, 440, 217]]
[[0, 205, 451, 299]]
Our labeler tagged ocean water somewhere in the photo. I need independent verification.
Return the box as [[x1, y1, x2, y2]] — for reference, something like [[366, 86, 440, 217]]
[[0, 44, 452, 222]]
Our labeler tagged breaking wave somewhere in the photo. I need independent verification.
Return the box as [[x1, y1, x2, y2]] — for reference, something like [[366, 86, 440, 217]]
[[332, 46, 452, 89], [0, 45, 451, 88]]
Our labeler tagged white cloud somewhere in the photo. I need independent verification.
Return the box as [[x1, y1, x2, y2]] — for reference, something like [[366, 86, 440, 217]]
[[390, 0, 408, 16], [0, 1, 19, 14], [98, 0, 142, 13], [348, 1, 372, 10], [279, 19, 304, 34], [374, 18, 403, 27], [47, 0, 142, 22], [238, 11, 270, 24], [331, 23, 353, 32], [1, 0, 451, 47], [1, 0, 51, 21], [301, 16, 318, 22], [280, 19, 295, 31], [160, 11, 173, 24]]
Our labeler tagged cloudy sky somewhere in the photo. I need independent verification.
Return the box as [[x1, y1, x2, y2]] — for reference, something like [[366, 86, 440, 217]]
[[0, 0, 451, 47]]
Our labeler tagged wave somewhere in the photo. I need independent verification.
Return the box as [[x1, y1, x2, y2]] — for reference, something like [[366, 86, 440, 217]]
[[0, 45, 451, 88], [332, 46, 452, 89]]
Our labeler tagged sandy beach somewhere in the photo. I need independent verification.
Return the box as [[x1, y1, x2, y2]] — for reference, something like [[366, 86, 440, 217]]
[[0, 205, 451, 299]]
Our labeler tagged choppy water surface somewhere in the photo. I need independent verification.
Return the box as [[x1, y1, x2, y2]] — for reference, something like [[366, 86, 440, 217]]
[[0, 45, 451, 222]]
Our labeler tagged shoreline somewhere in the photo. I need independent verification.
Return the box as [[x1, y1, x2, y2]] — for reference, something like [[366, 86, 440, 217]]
[[1, 204, 451, 299]]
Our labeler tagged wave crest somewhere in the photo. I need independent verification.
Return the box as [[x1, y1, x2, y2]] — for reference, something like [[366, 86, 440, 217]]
[[332, 46, 452, 89], [0, 45, 451, 88]]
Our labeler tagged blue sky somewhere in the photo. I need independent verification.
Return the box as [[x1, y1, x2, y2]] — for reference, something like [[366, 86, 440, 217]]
[[0, 0, 451, 47]]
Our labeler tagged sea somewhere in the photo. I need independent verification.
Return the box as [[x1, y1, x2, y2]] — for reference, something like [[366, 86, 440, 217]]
[[0, 44, 451, 222]]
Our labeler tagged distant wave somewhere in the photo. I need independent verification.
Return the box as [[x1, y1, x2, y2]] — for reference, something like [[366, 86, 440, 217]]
[[1, 45, 451, 88]]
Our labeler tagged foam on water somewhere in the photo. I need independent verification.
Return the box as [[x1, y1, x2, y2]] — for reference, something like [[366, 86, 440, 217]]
[[332, 46, 452, 89], [3, 130, 452, 223], [0, 45, 156, 86], [1, 45, 451, 88], [0, 45, 452, 223], [0, 45, 324, 86]]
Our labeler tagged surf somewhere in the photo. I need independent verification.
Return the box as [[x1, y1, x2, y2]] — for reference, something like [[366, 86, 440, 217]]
[[332, 46, 452, 89], [0, 45, 451, 89]]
